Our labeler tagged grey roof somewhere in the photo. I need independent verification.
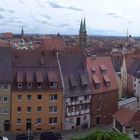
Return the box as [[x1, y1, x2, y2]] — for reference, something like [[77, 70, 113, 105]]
[[128, 58, 140, 78], [0, 47, 12, 83], [58, 53, 92, 97], [12, 49, 62, 90]]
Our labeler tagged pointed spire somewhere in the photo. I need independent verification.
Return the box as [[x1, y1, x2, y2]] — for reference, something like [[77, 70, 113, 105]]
[[79, 18, 83, 33], [83, 17, 87, 32], [21, 26, 24, 37]]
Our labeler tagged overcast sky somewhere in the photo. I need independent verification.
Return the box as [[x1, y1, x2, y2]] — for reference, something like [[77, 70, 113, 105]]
[[0, 0, 140, 36]]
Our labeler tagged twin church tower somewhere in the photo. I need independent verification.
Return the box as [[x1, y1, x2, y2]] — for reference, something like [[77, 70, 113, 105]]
[[79, 18, 87, 48]]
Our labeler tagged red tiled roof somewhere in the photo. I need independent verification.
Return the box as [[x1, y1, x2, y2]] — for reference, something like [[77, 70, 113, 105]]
[[113, 108, 140, 127], [103, 74, 110, 82], [86, 56, 118, 93], [42, 37, 64, 50], [92, 74, 100, 84]]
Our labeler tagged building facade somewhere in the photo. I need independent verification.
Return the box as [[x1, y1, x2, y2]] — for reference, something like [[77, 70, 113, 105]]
[[86, 56, 119, 126], [58, 53, 93, 130], [11, 50, 63, 133], [0, 48, 12, 132]]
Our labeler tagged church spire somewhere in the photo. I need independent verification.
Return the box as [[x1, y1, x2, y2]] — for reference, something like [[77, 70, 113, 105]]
[[21, 26, 24, 37], [79, 18, 83, 33], [83, 17, 87, 32]]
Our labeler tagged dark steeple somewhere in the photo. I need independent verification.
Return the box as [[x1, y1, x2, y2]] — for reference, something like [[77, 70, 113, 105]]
[[79, 18, 83, 33], [83, 17, 87, 32], [79, 17, 87, 48], [21, 26, 24, 37]]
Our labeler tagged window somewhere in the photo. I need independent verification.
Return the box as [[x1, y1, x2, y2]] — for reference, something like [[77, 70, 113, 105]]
[[17, 119, 21, 125], [50, 82, 57, 88], [17, 107, 22, 113], [0, 84, 2, 89], [27, 107, 31, 113], [95, 83, 100, 89], [84, 95, 89, 100], [0, 96, 2, 102], [37, 106, 42, 112], [49, 106, 57, 113], [17, 83, 22, 89], [70, 118, 73, 123], [37, 83, 42, 88], [37, 95, 42, 100], [49, 117, 57, 125], [17, 95, 22, 101], [4, 84, 8, 89], [27, 83, 32, 89], [3, 97, 8, 103], [36, 118, 42, 124], [3, 109, 8, 114], [49, 94, 58, 101], [27, 95, 32, 101]]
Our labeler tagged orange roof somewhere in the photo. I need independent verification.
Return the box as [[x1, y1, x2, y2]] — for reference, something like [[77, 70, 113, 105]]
[[113, 108, 140, 127], [42, 37, 64, 50], [86, 56, 118, 93], [103, 74, 110, 82]]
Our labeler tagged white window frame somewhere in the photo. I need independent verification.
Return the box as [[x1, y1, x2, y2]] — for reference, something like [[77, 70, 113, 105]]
[[49, 94, 58, 101], [17, 83, 22, 89], [3, 97, 8, 103], [36, 118, 42, 125], [17, 118, 22, 125], [37, 106, 42, 112], [17, 107, 22, 113], [27, 95, 32, 101], [3, 109, 8, 115], [27, 83, 32, 89], [49, 106, 57, 113], [27, 107, 32, 113], [49, 117, 57, 125], [17, 95, 22, 101]]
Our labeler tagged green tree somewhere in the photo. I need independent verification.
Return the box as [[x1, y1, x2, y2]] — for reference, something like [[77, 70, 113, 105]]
[[71, 130, 131, 140]]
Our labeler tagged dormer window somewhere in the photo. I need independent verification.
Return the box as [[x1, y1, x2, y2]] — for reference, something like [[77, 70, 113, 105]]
[[50, 82, 57, 88], [91, 66, 96, 74], [36, 71, 43, 89], [92, 74, 100, 89], [103, 74, 110, 87], [37, 82, 42, 89], [100, 64, 107, 74], [95, 83, 100, 89], [17, 71, 23, 89], [18, 83, 22, 89], [26, 71, 33, 89], [47, 71, 58, 89], [27, 83, 32, 89], [69, 74, 77, 88], [80, 73, 88, 88]]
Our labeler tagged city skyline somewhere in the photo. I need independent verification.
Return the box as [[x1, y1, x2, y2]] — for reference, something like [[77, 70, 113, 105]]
[[0, 0, 140, 36]]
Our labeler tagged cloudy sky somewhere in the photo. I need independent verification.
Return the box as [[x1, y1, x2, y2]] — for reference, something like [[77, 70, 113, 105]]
[[0, 0, 140, 35]]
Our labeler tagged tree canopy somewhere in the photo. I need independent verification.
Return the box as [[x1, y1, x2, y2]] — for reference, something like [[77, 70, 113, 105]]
[[71, 130, 131, 140]]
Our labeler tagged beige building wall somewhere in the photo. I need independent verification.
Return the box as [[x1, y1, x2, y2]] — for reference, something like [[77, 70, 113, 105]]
[[116, 74, 123, 100], [0, 84, 11, 132], [11, 90, 63, 133]]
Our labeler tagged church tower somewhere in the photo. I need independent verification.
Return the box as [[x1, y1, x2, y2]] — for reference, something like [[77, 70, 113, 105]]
[[79, 18, 87, 47]]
